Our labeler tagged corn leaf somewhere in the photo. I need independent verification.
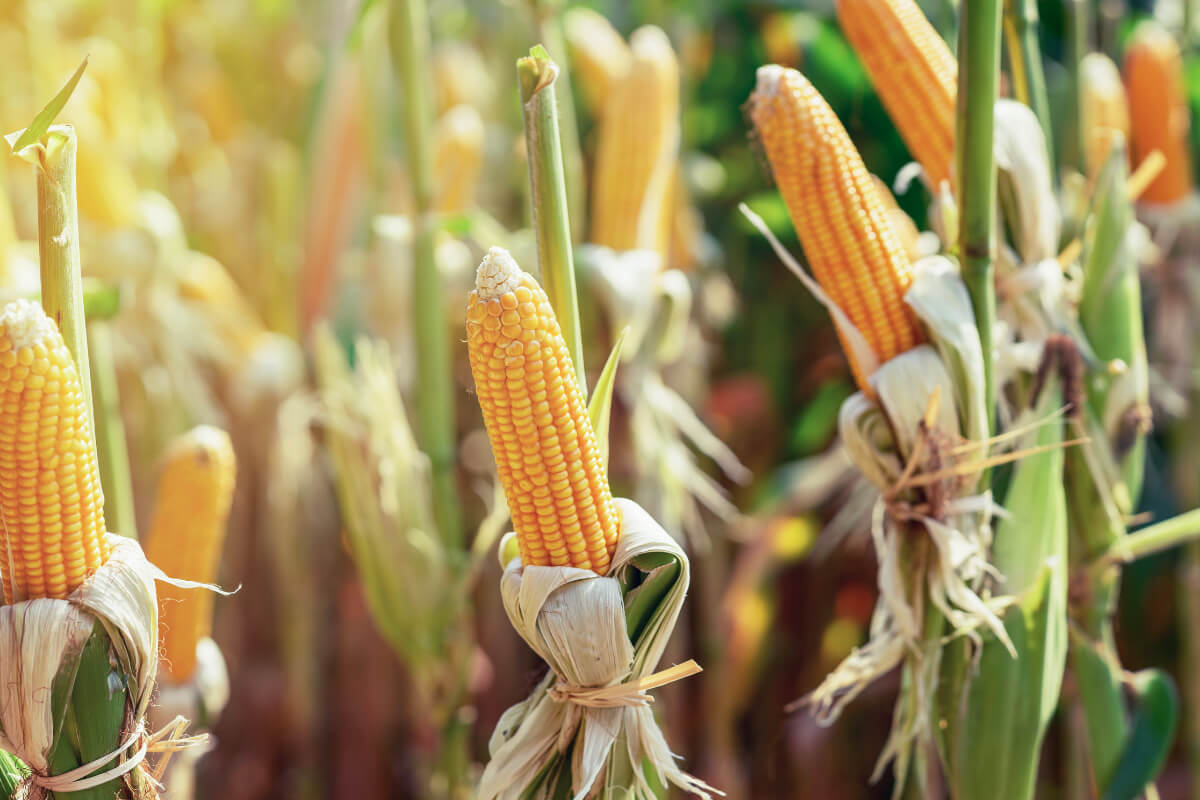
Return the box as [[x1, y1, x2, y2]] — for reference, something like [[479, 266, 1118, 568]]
[[6, 58, 88, 154], [588, 327, 628, 473], [0, 751, 28, 797], [1101, 669, 1179, 800], [1071, 630, 1128, 791]]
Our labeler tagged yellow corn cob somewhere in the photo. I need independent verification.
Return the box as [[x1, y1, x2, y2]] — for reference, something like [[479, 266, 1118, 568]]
[[870, 174, 924, 263], [1081, 53, 1131, 180], [0, 299, 110, 603], [144, 425, 236, 682], [750, 66, 925, 392], [1124, 21, 1194, 205], [465, 248, 619, 574], [564, 8, 632, 117], [434, 104, 485, 214], [589, 26, 680, 264], [837, 0, 957, 190]]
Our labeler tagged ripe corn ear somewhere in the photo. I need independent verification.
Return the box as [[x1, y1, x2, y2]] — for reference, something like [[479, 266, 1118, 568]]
[[466, 248, 619, 574], [1124, 21, 1194, 205], [837, 0, 957, 190], [563, 8, 632, 116], [750, 66, 925, 392], [589, 26, 679, 263], [1080, 53, 1131, 181], [145, 425, 236, 682], [871, 174, 924, 263], [0, 299, 110, 603]]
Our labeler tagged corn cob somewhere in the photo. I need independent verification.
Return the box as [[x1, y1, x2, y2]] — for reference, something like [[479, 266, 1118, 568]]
[[870, 174, 924, 263], [0, 299, 109, 603], [750, 66, 925, 392], [836, 0, 957, 190], [145, 425, 236, 682], [434, 104, 485, 214], [1081, 53, 1131, 180], [466, 248, 619, 574], [1124, 21, 1194, 205], [589, 26, 680, 263], [563, 8, 632, 117]]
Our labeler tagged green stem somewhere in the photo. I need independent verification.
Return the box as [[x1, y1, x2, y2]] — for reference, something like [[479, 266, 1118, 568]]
[[956, 0, 1002, 441], [390, 0, 462, 546], [1099, 508, 1200, 566], [31, 126, 94, 428], [533, 2, 586, 245], [518, 46, 587, 397], [1062, 0, 1090, 176], [88, 321, 137, 539], [1003, 0, 1054, 171]]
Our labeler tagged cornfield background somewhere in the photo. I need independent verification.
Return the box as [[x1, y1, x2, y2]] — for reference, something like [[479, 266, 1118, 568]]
[[4, 0, 1200, 797]]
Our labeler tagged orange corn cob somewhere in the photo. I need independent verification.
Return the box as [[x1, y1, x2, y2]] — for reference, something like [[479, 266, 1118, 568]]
[[837, 0, 957, 190], [870, 174, 924, 263], [564, 8, 632, 116], [589, 26, 680, 263], [145, 425, 236, 682], [0, 299, 109, 603], [1081, 53, 1131, 180], [466, 248, 619, 574], [1124, 21, 1194, 205], [750, 66, 925, 392]]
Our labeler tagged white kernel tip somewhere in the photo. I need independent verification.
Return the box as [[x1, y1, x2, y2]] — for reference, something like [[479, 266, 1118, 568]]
[[754, 65, 789, 100], [0, 299, 61, 350], [476, 247, 524, 299]]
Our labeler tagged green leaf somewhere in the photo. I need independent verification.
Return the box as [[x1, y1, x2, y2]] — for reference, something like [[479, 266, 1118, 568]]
[[1101, 670, 1179, 800], [7, 58, 89, 154], [587, 327, 627, 473], [1072, 631, 1128, 791]]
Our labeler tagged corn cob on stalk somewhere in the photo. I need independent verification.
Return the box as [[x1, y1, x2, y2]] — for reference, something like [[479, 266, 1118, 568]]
[[871, 174, 925, 262], [0, 299, 110, 604], [563, 8, 631, 117], [145, 425, 236, 682], [1124, 21, 1193, 205], [749, 66, 925, 392], [433, 104, 484, 214], [837, 0, 957, 190], [589, 26, 679, 263], [1080, 53, 1131, 180], [466, 247, 619, 574]]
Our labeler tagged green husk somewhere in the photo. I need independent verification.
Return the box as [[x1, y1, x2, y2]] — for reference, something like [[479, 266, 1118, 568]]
[[1079, 142, 1149, 505], [939, 384, 1068, 800], [1002, 0, 1053, 167]]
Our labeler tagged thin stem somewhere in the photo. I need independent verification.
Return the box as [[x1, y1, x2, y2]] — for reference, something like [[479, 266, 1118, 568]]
[[30, 127, 95, 428], [1099, 508, 1200, 566], [956, 0, 1002, 441], [1003, 0, 1053, 171], [390, 0, 462, 546], [518, 46, 587, 398], [533, 1, 586, 244], [88, 321, 137, 539]]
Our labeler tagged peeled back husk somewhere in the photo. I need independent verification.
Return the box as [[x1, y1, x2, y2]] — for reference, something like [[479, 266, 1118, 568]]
[[478, 498, 716, 800]]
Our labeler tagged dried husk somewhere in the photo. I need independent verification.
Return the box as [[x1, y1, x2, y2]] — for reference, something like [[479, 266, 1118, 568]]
[[478, 498, 716, 800], [0, 537, 163, 794]]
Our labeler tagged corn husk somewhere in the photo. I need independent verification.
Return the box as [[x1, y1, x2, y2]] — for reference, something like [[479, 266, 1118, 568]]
[[478, 498, 717, 800], [0, 536, 193, 798]]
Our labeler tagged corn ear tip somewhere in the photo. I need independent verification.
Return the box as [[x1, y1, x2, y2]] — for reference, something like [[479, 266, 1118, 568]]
[[475, 247, 523, 299]]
